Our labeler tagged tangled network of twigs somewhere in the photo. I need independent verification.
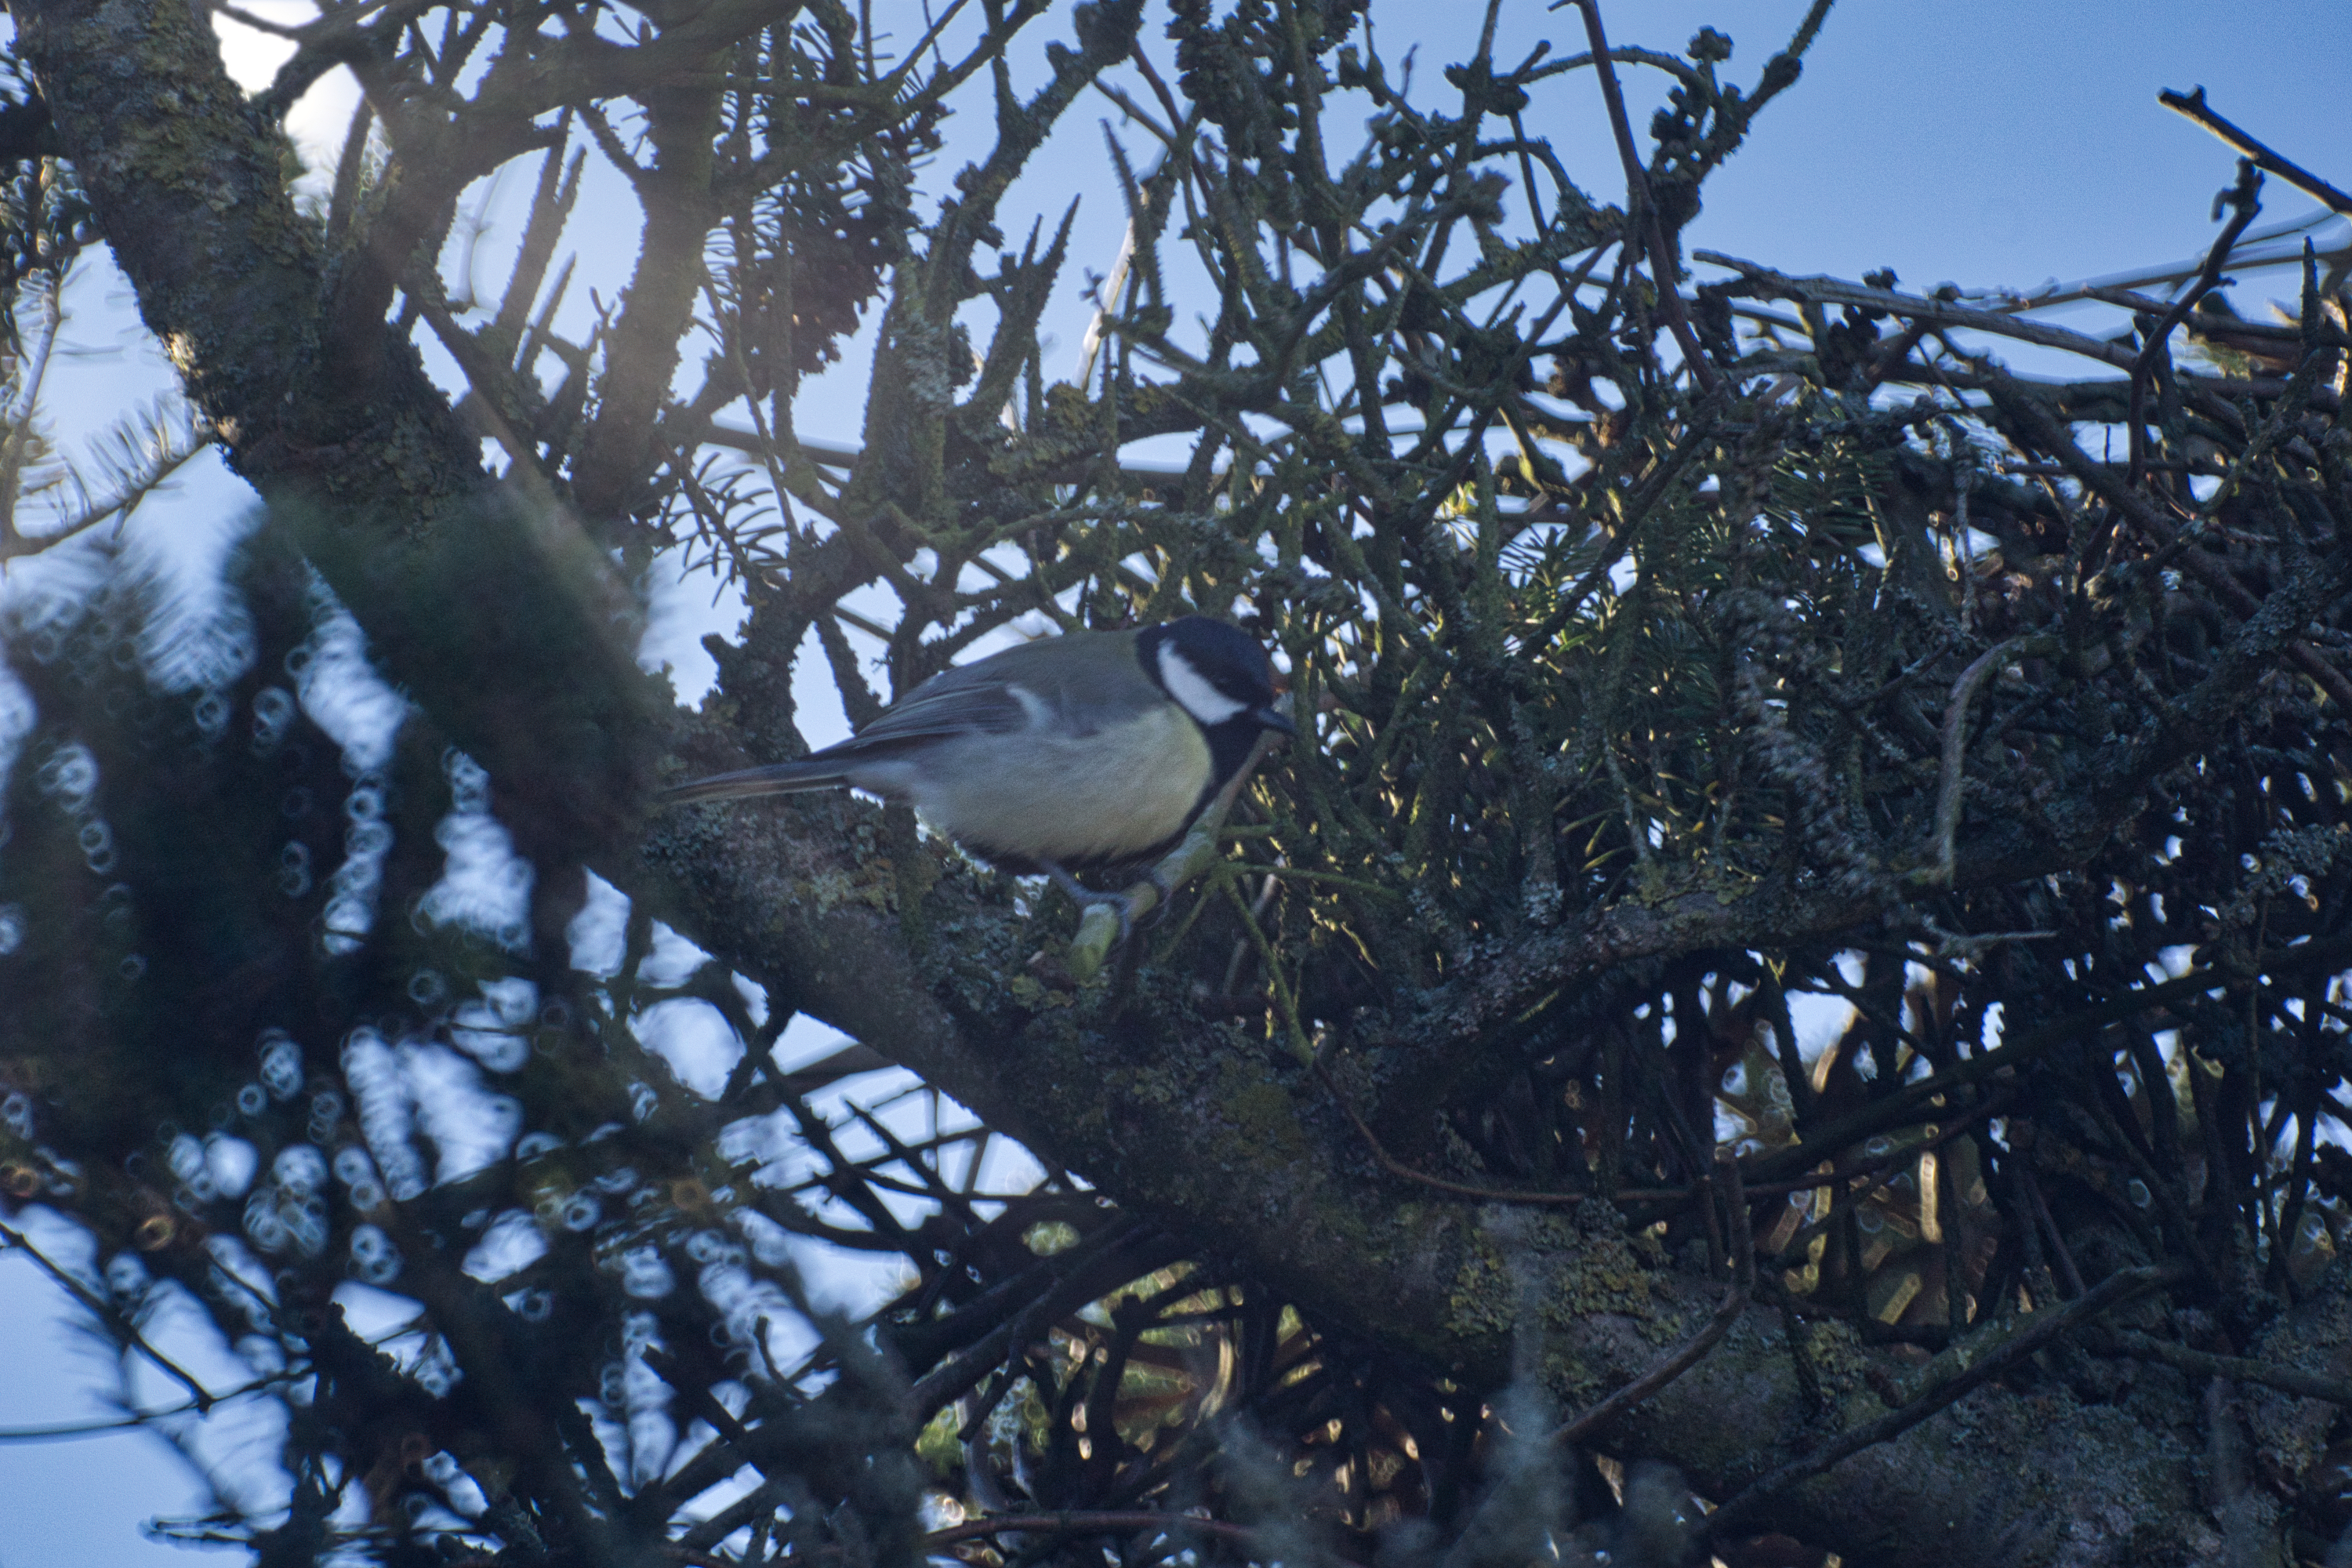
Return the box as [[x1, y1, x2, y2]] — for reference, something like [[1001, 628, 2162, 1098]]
[[5, 0, 2352, 1563]]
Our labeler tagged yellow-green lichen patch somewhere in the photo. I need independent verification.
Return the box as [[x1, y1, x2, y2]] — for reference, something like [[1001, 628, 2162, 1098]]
[[799, 866, 893, 918], [1215, 1061, 1312, 1165], [1445, 1234, 1519, 1341], [1536, 1213, 1657, 1335], [1794, 1315, 1875, 1416], [1007, 973, 1076, 1011]]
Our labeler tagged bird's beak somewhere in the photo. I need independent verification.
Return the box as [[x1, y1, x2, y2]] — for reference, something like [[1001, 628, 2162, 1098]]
[[1252, 705, 1298, 736]]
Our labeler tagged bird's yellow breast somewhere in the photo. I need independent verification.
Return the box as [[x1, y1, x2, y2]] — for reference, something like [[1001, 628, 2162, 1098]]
[[905, 704, 1212, 867]]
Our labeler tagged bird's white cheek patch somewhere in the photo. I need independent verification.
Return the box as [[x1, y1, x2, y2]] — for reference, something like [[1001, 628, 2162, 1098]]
[[1159, 644, 1247, 725]]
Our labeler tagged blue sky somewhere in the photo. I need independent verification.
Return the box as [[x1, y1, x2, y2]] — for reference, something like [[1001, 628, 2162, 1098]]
[[1596, 0, 2342, 292], [1, 2, 2346, 1563]]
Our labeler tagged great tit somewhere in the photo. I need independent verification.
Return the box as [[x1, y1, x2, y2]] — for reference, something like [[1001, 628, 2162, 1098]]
[[666, 616, 1294, 907]]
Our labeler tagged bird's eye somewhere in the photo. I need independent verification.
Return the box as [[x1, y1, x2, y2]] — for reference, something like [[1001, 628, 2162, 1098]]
[[1159, 644, 1250, 724]]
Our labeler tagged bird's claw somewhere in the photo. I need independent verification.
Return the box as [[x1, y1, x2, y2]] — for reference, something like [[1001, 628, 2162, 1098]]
[[1044, 864, 1138, 945]]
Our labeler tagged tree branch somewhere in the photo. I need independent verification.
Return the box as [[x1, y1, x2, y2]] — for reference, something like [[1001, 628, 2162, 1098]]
[[2160, 87, 2352, 216]]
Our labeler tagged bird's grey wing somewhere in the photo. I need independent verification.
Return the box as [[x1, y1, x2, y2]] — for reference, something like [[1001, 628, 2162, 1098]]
[[812, 629, 1155, 757], [665, 667, 1037, 806], [916, 630, 1160, 739], [811, 666, 1033, 758]]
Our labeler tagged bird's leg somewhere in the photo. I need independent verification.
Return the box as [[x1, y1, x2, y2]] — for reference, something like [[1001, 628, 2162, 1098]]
[[1041, 862, 1141, 943], [1135, 863, 1180, 926]]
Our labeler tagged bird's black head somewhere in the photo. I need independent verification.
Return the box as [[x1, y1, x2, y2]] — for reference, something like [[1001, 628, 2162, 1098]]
[[1138, 616, 1295, 736]]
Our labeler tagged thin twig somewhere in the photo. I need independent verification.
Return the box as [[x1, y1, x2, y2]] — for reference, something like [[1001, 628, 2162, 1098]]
[[1765, 1093, 2017, 1273], [2015, 1159, 2086, 1298], [1705, 1265, 2185, 1540], [0, 1220, 216, 1412], [1698, 252, 2143, 370], [1736, 928, 2352, 1192], [1988, 208, 2352, 315], [2091, 1328, 2352, 1408], [2159, 88, 2352, 216], [1316, 1059, 1688, 1207], [1560, 0, 1719, 393], [0, 1362, 310, 1450], [1219, 875, 1315, 1064], [1980, 368, 2352, 712], [1921, 635, 2060, 885], [1555, 1152, 1751, 1444], [2128, 159, 2262, 488], [1066, 727, 1287, 983]]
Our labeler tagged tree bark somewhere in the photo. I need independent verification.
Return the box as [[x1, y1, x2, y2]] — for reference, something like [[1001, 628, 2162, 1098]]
[[9, 2, 2326, 1562]]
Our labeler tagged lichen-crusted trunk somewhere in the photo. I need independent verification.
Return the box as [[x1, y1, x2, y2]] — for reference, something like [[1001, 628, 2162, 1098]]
[[639, 778, 2281, 1567]]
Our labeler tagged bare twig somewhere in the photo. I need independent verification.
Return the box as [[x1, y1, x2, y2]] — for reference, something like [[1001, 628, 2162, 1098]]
[[1736, 941, 2352, 1191], [1765, 1094, 2017, 1273], [2128, 158, 2262, 488], [1317, 1058, 1690, 1208], [1980, 369, 2352, 712], [2091, 1328, 2352, 1408], [2016, 1159, 2087, 1300], [1065, 728, 1287, 984], [1559, 0, 1719, 393], [1989, 209, 2352, 314], [0, 1220, 216, 1412], [2160, 88, 2352, 217], [1697, 252, 2140, 370], [1920, 635, 2060, 885], [1555, 1152, 1751, 1445], [1706, 1265, 2185, 1540]]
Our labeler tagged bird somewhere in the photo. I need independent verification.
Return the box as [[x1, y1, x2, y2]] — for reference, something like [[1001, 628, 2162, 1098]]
[[663, 615, 1295, 922]]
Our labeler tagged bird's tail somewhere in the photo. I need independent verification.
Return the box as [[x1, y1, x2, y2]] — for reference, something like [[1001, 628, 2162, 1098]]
[[660, 760, 853, 805]]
